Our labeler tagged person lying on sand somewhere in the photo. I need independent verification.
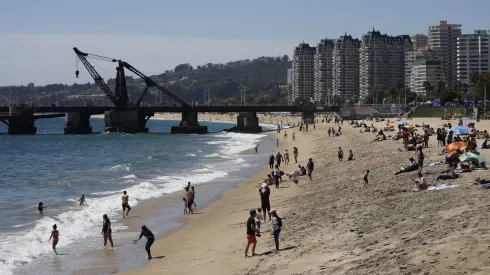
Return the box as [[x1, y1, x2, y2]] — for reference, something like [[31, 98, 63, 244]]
[[435, 168, 459, 181], [395, 158, 419, 175]]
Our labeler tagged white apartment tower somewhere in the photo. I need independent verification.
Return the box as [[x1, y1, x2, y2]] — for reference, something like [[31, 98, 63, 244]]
[[457, 29, 490, 84], [332, 34, 361, 103], [359, 29, 413, 100], [292, 43, 316, 104], [428, 20, 462, 86], [314, 38, 335, 105], [410, 59, 445, 96], [405, 49, 438, 89], [410, 34, 428, 51]]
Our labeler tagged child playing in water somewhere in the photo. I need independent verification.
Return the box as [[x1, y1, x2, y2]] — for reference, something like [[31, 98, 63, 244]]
[[183, 198, 188, 214], [48, 224, 59, 255]]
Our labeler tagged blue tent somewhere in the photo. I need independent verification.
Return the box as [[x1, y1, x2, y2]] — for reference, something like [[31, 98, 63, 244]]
[[450, 125, 470, 135], [478, 100, 490, 103], [432, 99, 441, 107], [463, 99, 475, 104], [398, 121, 409, 126], [460, 117, 470, 120]]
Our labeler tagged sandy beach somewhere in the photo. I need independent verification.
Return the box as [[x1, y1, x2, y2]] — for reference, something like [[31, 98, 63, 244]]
[[109, 114, 490, 275]]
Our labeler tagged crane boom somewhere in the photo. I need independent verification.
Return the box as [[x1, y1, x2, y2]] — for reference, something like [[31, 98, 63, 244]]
[[73, 47, 117, 106], [120, 62, 190, 107]]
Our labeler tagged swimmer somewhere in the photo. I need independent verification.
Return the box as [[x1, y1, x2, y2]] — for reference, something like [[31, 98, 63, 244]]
[[79, 194, 86, 206], [38, 202, 48, 213], [48, 224, 59, 254]]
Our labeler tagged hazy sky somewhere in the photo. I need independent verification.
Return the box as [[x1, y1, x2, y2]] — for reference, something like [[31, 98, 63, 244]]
[[1, 0, 489, 86]]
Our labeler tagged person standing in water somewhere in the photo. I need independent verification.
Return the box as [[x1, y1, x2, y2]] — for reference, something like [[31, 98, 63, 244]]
[[102, 214, 114, 248], [121, 191, 131, 218], [135, 225, 155, 260], [48, 224, 59, 254], [191, 186, 197, 209], [38, 202, 48, 213], [254, 144, 259, 154], [79, 194, 86, 206]]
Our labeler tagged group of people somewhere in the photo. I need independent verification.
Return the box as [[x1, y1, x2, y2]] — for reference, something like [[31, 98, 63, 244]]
[[40, 190, 157, 260]]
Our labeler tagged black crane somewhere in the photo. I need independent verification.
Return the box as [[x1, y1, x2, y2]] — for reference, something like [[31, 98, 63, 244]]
[[73, 47, 190, 110]]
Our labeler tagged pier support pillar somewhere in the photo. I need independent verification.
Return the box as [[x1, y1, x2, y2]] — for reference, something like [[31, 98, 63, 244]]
[[302, 111, 315, 124], [229, 112, 262, 133], [64, 112, 92, 134], [7, 106, 36, 134], [104, 110, 152, 133], [171, 110, 208, 134]]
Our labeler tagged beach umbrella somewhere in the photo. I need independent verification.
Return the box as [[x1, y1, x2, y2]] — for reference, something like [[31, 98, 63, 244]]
[[398, 121, 409, 126], [460, 117, 470, 120], [446, 142, 467, 153], [405, 125, 414, 129], [450, 125, 470, 135]]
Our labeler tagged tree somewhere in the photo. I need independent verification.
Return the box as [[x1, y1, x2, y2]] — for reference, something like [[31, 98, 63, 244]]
[[394, 79, 404, 104], [423, 81, 432, 99]]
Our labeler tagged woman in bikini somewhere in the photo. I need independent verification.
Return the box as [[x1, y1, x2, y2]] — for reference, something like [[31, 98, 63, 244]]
[[102, 214, 114, 248], [48, 224, 59, 254]]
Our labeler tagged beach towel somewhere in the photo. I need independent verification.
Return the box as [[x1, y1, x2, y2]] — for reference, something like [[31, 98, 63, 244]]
[[427, 184, 459, 191]]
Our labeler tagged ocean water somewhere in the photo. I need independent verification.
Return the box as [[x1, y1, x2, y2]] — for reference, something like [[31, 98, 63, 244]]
[[0, 117, 271, 275]]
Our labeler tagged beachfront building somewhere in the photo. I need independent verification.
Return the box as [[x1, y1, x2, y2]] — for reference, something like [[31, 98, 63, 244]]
[[332, 34, 361, 103], [291, 43, 316, 105], [457, 30, 490, 84], [410, 59, 445, 96], [359, 29, 413, 100], [410, 34, 428, 51], [314, 38, 335, 105], [428, 20, 462, 86], [405, 49, 438, 89]]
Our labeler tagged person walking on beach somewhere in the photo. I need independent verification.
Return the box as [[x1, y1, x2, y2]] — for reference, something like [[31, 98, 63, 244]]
[[259, 183, 271, 221], [292, 132, 296, 141], [183, 198, 188, 214], [122, 191, 131, 218], [135, 225, 154, 260], [79, 194, 86, 206], [270, 209, 282, 250], [338, 147, 344, 161], [275, 152, 284, 168], [102, 214, 114, 248], [245, 209, 260, 258], [185, 187, 194, 215], [191, 186, 197, 209], [276, 138, 279, 147], [363, 170, 370, 185], [284, 150, 290, 165], [283, 131, 288, 139], [48, 224, 59, 255], [306, 158, 314, 181], [293, 147, 298, 163], [269, 154, 275, 169], [273, 165, 281, 188], [255, 144, 259, 154], [38, 202, 48, 213]]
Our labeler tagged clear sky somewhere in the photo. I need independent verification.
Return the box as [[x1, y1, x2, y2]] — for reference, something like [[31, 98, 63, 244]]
[[0, 0, 489, 86]]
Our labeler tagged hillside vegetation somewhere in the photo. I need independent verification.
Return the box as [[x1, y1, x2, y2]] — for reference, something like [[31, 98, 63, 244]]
[[0, 56, 291, 106]]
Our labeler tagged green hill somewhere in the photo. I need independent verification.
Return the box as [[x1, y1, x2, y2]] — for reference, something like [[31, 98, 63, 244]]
[[0, 56, 292, 106]]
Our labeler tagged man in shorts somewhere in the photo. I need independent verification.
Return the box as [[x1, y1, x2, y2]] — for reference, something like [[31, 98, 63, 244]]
[[122, 191, 131, 217], [245, 209, 260, 258], [185, 187, 194, 215]]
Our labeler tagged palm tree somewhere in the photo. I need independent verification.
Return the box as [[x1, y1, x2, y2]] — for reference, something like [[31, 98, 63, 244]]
[[423, 81, 432, 100], [388, 87, 397, 104], [470, 71, 481, 95], [436, 81, 446, 98], [394, 79, 404, 104]]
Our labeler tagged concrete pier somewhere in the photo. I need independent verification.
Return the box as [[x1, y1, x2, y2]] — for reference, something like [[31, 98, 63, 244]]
[[226, 112, 262, 133], [104, 110, 151, 133], [7, 107, 36, 134], [171, 110, 208, 134], [64, 112, 92, 134]]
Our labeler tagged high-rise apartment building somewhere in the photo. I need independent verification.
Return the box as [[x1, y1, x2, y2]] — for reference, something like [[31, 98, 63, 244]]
[[359, 30, 413, 100], [332, 34, 361, 103], [313, 38, 335, 105], [410, 59, 445, 95], [291, 43, 316, 104], [428, 20, 462, 86], [405, 49, 438, 89], [457, 30, 490, 84], [410, 34, 428, 51], [287, 68, 293, 86]]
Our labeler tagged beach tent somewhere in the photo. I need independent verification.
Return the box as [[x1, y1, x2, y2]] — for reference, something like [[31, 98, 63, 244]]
[[459, 152, 486, 167], [478, 100, 490, 103], [398, 121, 409, 126], [446, 142, 467, 153], [432, 99, 441, 107], [450, 125, 470, 135]]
